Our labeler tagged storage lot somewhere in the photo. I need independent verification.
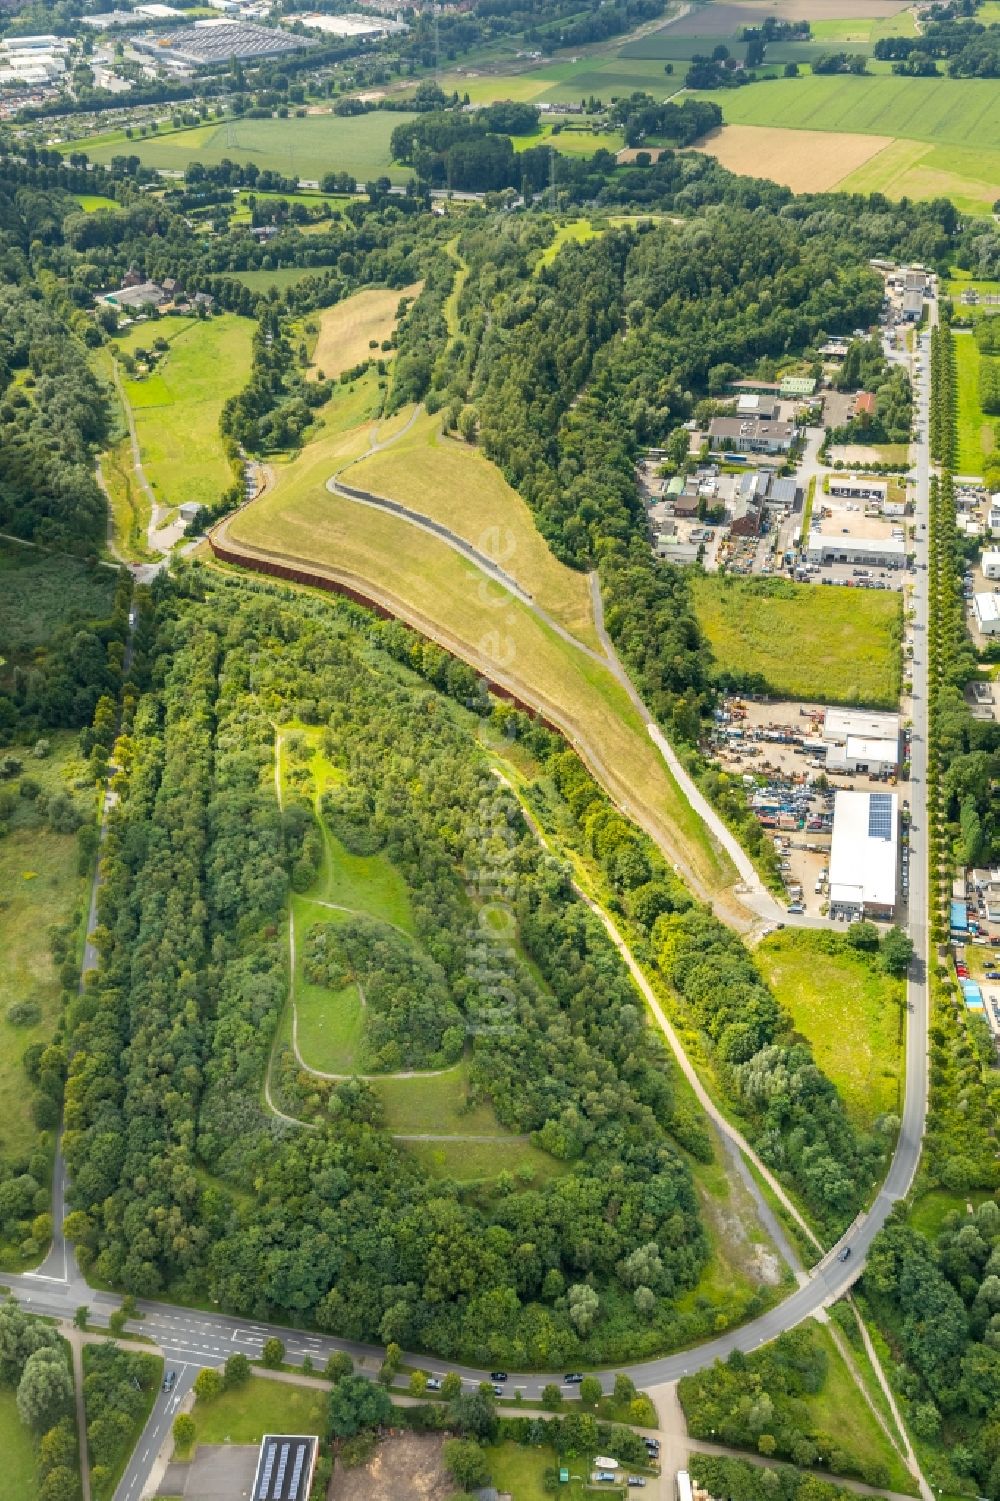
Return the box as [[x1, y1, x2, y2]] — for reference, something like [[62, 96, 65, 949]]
[[708, 696, 911, 915]]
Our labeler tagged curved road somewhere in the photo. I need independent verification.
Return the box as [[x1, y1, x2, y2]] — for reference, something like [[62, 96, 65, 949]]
[[10, 331, 933, 1501]]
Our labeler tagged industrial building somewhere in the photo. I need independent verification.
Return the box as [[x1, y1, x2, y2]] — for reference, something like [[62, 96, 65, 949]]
[[132, 20, 315, 64], [252, 1435, 317, 1501], [708, 416, 795, 455], [804, 534, 907, 569], [828, 789, 898, 919], [982, 550, 1000, 581], [822, 707, 900, 776], [974, 593, 1000, 635]]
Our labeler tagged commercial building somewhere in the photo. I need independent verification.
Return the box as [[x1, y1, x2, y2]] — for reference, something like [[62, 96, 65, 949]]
[[252, 1435, 317, 1501], [828, 477, 888, 505], [828, 789, 898, 919], [823, 707, 900, 746], [826, 736, 899, 776], [982, 549, 1000, 580], [736, 393, 779, 421], [974, 592, 1000, 635], [132, 21, 315, 64], [804, 534, 907, 569], [902, 289, 923, 321], [708, 416, 795, 455]]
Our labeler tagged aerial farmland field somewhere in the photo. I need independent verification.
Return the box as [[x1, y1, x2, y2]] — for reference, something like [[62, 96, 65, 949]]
[[73, 110, 418, 184]]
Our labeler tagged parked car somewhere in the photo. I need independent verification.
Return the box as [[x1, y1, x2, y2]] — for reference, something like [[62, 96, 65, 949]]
[[426, 1377, 442, 1392], [627, 1479, 648, 1489], [838, 1247, 852, 1263], [985, 971, 1000, 981]]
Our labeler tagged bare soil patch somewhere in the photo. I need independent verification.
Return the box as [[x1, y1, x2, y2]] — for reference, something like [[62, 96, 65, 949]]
[[308, 282, 422, 382], [693, 123, 892, 192], [332, 1432, 451, 1500]]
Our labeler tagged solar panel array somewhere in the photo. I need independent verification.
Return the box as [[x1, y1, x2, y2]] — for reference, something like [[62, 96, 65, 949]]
[[868, 793, 894, 842], [254, 1437, 314, 1501]]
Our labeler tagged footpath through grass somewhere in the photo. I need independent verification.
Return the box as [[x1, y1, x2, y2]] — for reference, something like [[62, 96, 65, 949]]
[[690, 574, 902, 708], [756, 929, 904, 1132], [111, 314, 253, 509]]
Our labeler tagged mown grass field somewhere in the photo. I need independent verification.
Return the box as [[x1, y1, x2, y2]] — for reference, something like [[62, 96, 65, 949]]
[[307, 282, 421, 382], [224, 396, 734, 907], [702, 73, 1000, 150], [756, 930, 904, 1131], [0, 1389, 37, 1498], [954, 329, 995, 477], [691, 574, 901, 707], [70, 111, 418, 184], [112, 314, 253, 509], [73, 193, 118, 212], [192, 1376, 326, 1445], [0, 732, 95, 1175], [346, 410, 599, 647], [838, 139, 1000, 218], [232, 267, 319, 292]]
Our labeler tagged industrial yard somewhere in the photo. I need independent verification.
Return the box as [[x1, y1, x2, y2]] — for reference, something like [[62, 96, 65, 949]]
[[708, 697, 910, 918]]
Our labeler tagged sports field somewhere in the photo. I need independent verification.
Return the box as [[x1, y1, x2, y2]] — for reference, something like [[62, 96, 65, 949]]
[[955, 329, 995, 478], [757, 929, 904, 1131], [71, 110, 418, 184], [113, 314, 253, 509], [690, 574, 901, 707], [308, 281, 422, 382], [695, 123, 891, 192]]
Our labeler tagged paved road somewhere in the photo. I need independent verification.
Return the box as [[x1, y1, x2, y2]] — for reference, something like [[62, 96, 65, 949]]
[[11, 322, 933, 1501]]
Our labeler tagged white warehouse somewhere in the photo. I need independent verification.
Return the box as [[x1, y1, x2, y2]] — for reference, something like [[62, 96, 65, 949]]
[[974, 592, 1000, 636], [982, 550, 1000, 581], [828, 790, 898, 919]]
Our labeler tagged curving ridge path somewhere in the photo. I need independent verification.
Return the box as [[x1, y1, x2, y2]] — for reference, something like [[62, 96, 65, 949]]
[[7, 345, 932, 1501]]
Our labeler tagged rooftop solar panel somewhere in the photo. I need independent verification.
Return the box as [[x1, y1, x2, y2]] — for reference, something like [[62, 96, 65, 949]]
[[868, 793, 893, 841]]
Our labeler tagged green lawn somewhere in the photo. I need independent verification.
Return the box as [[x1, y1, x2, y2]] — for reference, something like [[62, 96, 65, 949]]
[[482, 1440, 602, 1500], [0, 734, 95, 1185], [403, 1135, 567, 1184], [0, 1389, 38, 1498], [71, 111, 418, 184], [74, 193, 119, 212], [192, 1376, 326, 1445], [112, 314, 253, 509], [535, 217, 603, 269], [292, 899, 364, 1074], [757, 930, 904, 1131], [908, 1188, 997, 1238], [955, 330, 995, 477], [690, 574, 902, 707]]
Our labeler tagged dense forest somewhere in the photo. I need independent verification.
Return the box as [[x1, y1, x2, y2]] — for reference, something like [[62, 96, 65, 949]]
[[61, 568, 730, 1365]]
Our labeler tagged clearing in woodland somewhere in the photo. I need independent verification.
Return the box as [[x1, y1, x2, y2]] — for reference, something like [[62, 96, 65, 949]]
[[110, 314, 253, 510], [217, 387, 737, 912], [694, 123, 892, 192], [307, 282, 422, 382]]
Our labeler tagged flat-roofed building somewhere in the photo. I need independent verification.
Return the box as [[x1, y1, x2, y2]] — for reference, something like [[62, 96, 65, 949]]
[[982, 549, 1000, 580], [823, 707, 900, 746], [804, 534, 906, 569], [974, 592, 1000, 635], [828, 789, 898, 919]]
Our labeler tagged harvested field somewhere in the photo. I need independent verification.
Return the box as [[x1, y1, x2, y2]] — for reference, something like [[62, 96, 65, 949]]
[[307, 281, 422, 382], [694, 123, 891, 191], [649, 0, 909, 36]]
